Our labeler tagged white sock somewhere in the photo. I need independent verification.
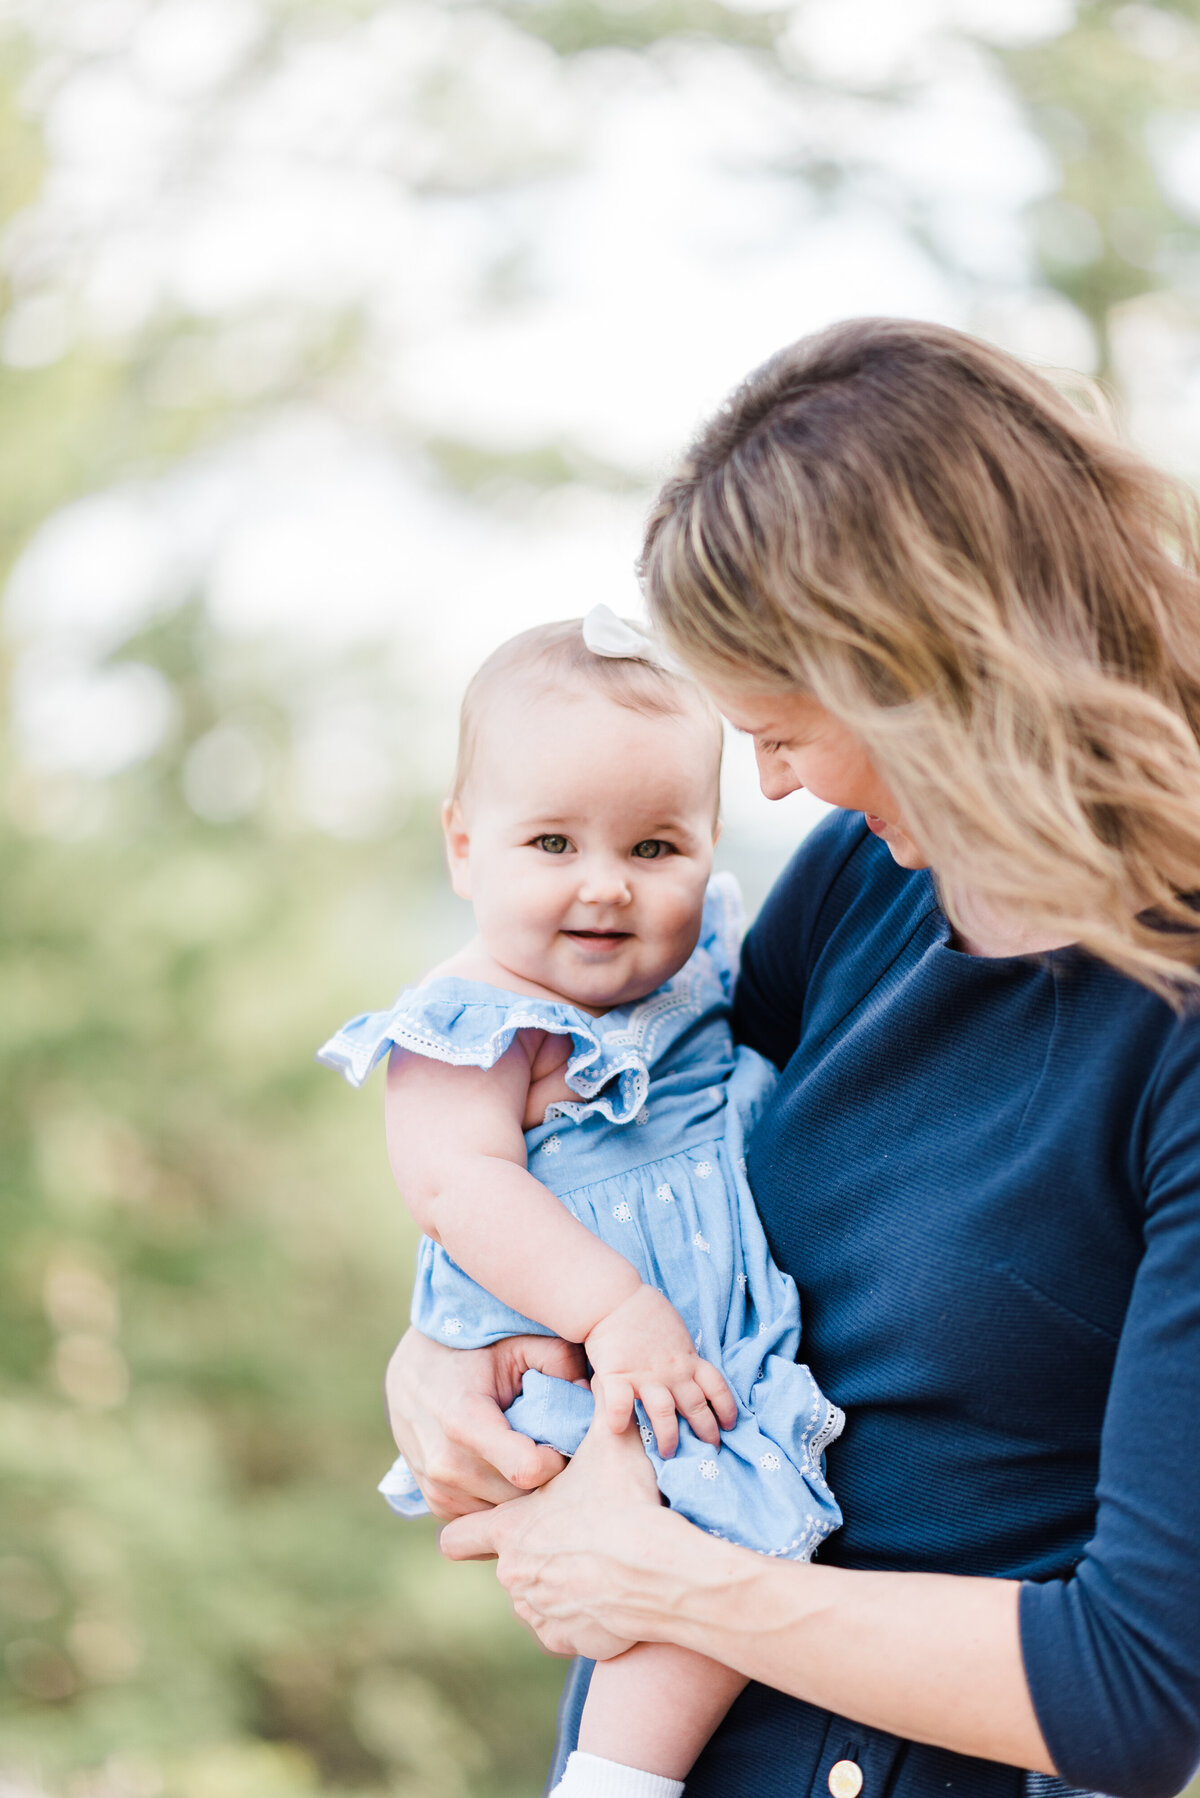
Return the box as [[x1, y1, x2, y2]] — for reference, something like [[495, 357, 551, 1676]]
[[550, 1750, 685, 1798]]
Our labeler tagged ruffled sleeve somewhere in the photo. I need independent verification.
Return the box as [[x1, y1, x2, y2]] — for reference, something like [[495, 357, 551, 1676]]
[[696, 870, 746, 1004], [315, 978, 655, 1124], [317, 876, 746, 1123]]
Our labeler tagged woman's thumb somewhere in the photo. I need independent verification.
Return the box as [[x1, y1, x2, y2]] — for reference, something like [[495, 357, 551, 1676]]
[[515, 1334, 589, 1385], [463, 1398, 566, 1491], [439, 1507, 502, 1562]]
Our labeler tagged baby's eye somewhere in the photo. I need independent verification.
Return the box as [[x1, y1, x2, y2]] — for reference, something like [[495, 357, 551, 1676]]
[[533, 834, 570, 854], [631, 839, 673, 860]]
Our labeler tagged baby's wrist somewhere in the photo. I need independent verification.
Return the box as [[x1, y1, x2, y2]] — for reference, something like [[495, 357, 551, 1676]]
[[575, 1268, 645, 1346]]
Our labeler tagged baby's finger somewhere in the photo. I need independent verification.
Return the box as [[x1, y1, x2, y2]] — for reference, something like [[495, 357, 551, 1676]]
[[695, 1359, 738, 1431], [639, 1383, 679, 1459], [595, 1374, 635, 1436], [675, 1379, 721, 1447]]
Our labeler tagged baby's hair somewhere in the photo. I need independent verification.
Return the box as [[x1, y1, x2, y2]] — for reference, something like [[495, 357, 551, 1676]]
[[450, 617, 723, 806]]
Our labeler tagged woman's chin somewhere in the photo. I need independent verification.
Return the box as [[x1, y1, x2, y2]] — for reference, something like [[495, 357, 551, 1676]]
[[865, 815, 928, 871], [887, 837, 930, 870]]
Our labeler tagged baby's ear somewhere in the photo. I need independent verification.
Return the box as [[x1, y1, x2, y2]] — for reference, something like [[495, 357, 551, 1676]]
[[442, 798, 472, 899]]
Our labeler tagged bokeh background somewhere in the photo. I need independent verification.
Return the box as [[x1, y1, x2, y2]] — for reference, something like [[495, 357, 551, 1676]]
[[5, 1, 1200, 1793]]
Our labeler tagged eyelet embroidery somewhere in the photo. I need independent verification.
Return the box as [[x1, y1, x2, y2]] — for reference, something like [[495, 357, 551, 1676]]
[[343, 877, 846, 1568]]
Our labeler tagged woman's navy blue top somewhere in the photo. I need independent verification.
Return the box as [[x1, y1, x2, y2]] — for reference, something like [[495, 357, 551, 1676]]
[[550, 810, 1200, 1798]]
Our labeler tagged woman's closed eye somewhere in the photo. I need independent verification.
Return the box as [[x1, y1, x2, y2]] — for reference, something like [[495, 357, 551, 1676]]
[[631, 839, 675, 860]]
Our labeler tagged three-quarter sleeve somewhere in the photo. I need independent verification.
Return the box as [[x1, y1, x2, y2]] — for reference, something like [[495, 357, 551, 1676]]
[[1019, 1019, 1200, 1798]]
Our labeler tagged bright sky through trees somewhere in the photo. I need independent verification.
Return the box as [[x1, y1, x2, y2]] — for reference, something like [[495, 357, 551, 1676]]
[[8, 0, 1200, 853]]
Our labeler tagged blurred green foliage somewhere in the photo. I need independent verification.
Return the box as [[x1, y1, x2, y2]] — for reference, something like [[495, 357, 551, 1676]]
[[0, 599, 570, 1795], [3, 2, 1200, 1796], [997, 0, 1200, 373]]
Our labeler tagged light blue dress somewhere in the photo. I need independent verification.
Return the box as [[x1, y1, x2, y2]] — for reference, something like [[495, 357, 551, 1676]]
[[317, 875, 843, 1561]]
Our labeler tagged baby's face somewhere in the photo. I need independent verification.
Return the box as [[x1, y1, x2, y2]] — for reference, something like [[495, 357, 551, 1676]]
[[445, 683, 720, 1012]]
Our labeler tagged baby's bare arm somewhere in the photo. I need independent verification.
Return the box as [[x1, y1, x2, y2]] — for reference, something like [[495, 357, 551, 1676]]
[[385, 1038, 735, 1450], [386, 1036, 643, 1343]]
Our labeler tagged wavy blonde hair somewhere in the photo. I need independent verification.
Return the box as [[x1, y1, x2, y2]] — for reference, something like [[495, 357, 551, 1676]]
[[641, 317, 1200, 997]]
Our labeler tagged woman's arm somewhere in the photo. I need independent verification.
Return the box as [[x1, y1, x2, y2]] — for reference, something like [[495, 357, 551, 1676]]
[[439, 1421, 1055, 1772]]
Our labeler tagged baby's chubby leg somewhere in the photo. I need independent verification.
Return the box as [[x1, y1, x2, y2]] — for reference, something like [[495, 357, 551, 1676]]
[[550, 1642, 747, 1797]]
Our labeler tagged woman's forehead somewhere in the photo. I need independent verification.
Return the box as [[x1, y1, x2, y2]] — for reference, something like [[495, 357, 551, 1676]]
[[704, 684, 825, 737]]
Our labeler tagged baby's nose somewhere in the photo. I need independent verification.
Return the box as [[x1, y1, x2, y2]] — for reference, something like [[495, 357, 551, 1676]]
[[579, 863, 632, 905]]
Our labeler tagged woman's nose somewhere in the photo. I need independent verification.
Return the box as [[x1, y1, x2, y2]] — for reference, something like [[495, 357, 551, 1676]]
[[755, 744, 801, 802]]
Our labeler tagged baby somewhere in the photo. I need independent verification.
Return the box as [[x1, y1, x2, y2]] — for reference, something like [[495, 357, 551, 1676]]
[[318, 612, 843, 1798]]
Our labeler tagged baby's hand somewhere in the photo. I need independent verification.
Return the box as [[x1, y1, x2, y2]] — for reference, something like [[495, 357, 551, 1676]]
[[584, 1284, 738, 1458]]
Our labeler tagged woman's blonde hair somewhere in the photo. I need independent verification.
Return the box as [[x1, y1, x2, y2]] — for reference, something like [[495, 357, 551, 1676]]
[[642, 317, 1200, 997]]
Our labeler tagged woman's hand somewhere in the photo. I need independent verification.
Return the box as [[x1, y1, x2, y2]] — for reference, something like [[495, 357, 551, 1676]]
[[384, 1327, 588, 1519], [439, 1414, 686, 1658]]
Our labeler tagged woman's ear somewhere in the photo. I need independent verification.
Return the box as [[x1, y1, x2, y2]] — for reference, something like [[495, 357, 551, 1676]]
[[442, 798, 472, 899]]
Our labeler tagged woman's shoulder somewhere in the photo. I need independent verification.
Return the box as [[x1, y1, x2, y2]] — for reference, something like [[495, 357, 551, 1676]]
[[1128, 982, 1200, 1184]]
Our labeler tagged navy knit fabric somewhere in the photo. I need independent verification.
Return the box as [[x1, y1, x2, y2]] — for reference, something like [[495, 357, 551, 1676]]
[[549, 809, 1200, 1798]]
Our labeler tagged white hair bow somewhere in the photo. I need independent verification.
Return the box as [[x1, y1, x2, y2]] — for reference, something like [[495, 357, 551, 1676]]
[[581, 603, 681, 672]]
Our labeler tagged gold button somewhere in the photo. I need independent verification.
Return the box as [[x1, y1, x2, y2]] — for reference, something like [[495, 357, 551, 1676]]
[[828, 1760, 864, 1798]]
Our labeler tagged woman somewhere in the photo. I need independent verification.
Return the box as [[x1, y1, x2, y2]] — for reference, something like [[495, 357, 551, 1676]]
[[385, 319, 1200, 1798]]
